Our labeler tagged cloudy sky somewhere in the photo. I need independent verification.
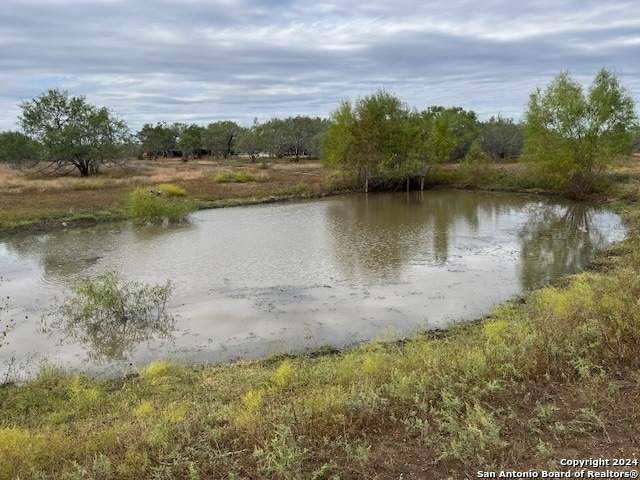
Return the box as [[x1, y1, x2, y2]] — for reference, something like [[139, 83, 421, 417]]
[[1, 0, 638, 132]]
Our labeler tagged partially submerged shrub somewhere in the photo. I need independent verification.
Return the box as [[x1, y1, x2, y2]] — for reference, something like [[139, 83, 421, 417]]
[[127, 186, 195, 223], [42, 271, 175, 362]]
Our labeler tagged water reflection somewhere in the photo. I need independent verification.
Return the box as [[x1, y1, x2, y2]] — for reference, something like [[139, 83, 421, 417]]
[[0, 191, 625, 376], [40, 273, 177, 364], [325, 191, 612, 286], [518, 202, 611, 290], [43, 310, 176, 364], [4, 222, 195, 282]]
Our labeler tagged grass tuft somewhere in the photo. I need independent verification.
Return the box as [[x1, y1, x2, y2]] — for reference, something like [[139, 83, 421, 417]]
[[213, 170, 260, 183], [127, 186, 195, 223]]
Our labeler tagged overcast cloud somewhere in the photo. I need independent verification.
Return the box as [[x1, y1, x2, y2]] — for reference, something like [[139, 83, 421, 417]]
[[1, 0, 638, 132]]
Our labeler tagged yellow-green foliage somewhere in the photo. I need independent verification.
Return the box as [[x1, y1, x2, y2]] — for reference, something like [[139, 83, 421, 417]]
[[163, 402, 188, 424], [133, 401, 155, 419], [155, 183, 187, 196], [70, 375, 102, 409], [213, 170, 258, 183], [271, 359, 295, 389], [140, 359, 171, 380], [0, 428, 59, 480]]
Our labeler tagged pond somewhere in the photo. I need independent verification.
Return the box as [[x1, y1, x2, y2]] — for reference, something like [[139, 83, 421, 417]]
[[0, 190, 626, 379]]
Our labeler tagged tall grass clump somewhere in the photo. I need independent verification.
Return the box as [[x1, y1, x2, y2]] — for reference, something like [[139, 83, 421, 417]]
[[154, 183, 187, 196], [213, 170, 259, 183], [127, 186, 195, 223]]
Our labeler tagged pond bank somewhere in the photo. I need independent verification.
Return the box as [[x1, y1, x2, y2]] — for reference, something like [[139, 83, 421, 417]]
[[1, 160, 640, 478]]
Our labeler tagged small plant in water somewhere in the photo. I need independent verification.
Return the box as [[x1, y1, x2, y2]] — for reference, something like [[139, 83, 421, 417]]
[[42, 271, 175, 362], [128, 186, 195, 224]]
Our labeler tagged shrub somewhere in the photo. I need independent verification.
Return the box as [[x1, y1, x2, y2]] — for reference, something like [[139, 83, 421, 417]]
[[213, 170, 258, 183], [154, 183, 186, 197], [42, 271, 175, 362], [127, 187, 195, 223]]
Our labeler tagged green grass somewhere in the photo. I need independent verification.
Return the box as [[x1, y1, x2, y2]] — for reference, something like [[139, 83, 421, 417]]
[[213, 170, 259, 183]]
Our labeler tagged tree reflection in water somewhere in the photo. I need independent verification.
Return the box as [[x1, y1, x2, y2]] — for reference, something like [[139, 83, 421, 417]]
[[41, 271, 176, 364], [518, 202, 609, 290]]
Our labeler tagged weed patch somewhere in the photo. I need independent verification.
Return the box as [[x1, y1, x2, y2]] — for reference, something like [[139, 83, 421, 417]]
[[213, 170, 260, 183], [127, 186, 195, 223]]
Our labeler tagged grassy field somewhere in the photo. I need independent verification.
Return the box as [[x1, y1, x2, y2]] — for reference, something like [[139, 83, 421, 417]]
[[0, 157, 331, 234], [1, 156, 640, 479]]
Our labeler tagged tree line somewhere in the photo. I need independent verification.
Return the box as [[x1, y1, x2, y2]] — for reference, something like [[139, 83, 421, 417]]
[[0, 89, 526, 172], [1, 68, 638, 198]]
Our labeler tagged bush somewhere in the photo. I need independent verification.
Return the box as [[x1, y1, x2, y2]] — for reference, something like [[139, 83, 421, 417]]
[[154, 183, 186, 197], [42, 271, 175, 362], [213, 170, 258, 183], [127, 187, 195, 223]]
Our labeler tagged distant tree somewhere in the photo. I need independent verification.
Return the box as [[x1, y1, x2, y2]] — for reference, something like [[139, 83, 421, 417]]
[[524, 69, 638, 199], [202, 121, 241, 158], [257, 118, 288, 158], [479, 115, 524, 159], [18, 88, 130, 176], [136, 122, 178, 159], [235, 118, 262, 161], [0, 130, 42, 164], [281, 116, 328, 161], [323, 90, 418, 184], [175, 123, 204, 161]]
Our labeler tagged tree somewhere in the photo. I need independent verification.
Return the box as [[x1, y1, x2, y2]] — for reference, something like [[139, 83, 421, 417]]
[[235, 119, 262, 161], [479, 115, 523, 160], [257, 118, 288, 158], [420, 106, 479, 163], [281, 116, 328, 161], [136, 122, 178, 159], [18, 88, 130, 176], [0, 130, 42, 164], [523, 69, 638, 199], [323, 90, 417, 184], [175, 123, 204, 160], [202, 121, 241, 158]]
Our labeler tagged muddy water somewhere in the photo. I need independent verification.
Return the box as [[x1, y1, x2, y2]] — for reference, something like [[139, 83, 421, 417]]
[[0, 191, 626, 378]]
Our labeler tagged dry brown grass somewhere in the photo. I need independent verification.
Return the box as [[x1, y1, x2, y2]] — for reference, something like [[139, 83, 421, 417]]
[[0, 157, 329, 233]]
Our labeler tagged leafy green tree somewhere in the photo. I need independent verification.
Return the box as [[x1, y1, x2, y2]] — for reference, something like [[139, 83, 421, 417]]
[[323, 90, 416, 184], [479, 115, 523, 160], [136, 122, 178, 159], [175, 123, 204, 160], [257, 118, 288, 158], [523, 69, 638, 198], [18, 88, 130, 176], [202, 121, 242, 158], [0, 130, 42, 164], [235, 119, 262, 161], [281, 116, 329, 161], [420, 106, 479, 163]]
